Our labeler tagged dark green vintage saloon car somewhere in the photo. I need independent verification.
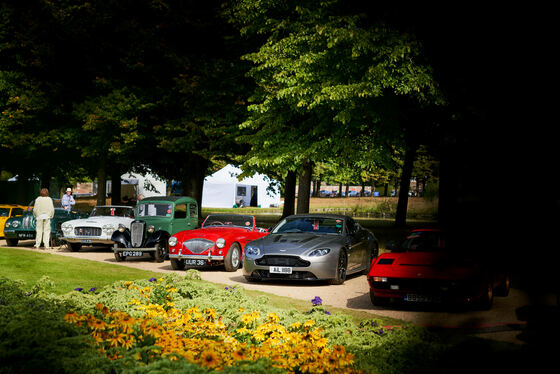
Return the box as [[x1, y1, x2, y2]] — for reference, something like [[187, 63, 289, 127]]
[[111, 196, 198, 262], [3, 199, 86, 247]]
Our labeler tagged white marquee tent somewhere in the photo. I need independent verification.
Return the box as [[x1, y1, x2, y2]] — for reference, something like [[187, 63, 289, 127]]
[[202, 165, 281, 208]]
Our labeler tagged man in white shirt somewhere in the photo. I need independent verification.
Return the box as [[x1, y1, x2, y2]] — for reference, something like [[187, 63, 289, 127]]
[[61, 187, 75, 212]]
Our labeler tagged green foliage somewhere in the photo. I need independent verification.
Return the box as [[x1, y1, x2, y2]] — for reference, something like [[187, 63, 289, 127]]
[[0, 277, 112, 374]]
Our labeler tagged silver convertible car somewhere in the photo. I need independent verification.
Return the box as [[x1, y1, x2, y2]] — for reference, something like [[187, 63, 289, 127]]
[[243, 214, 378, 284]]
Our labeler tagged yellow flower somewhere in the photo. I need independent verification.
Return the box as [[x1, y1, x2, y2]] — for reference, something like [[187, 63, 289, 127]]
[[303, 320, 315, 328], [63, 311, 81, 323], [267, 313, 280, 323], [199, 350, 219, 368]]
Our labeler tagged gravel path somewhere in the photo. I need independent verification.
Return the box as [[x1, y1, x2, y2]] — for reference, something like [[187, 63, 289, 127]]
[[3, 239, 530, 344]]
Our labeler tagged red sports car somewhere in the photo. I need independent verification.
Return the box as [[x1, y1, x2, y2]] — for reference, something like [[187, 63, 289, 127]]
[[367, 229, 510, 309], [168, 214, 269, 272]]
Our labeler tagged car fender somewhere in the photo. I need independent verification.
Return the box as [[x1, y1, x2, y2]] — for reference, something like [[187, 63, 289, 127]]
[[146, 230, 170, 247], [111, 230, 131, 247]]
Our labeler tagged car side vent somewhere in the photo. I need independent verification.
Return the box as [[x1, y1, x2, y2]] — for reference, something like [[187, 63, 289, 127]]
[[130, 221, 145, 248], [377, 258, 394, 265]]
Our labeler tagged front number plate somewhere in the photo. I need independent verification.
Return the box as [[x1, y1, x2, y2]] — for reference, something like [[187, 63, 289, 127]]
[[17, 233, 34, 239], [404, 294, 440, 303], [81, 239, 92, 244], [122, 251, 143, 257], [270, 266, 292, 274], [185, 259, 206, 266]]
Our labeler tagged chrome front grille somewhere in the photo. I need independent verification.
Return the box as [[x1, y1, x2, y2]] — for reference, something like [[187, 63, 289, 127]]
[[130, 221, 145, 248], [23, 215, 35, 229], [184, 239, 214, 254], [74, 227, 102, 237]]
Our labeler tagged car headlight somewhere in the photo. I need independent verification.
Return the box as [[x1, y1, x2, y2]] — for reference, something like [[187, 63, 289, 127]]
[[245, 245, 260, 257], [5, 222, 10, 228], [168, 236, 178, 247], [11, 221, 19, 228], [103, 224, 116, 234], [216, 238, 226, 248], [309, 248, 330, 256], [147, 225, 155, 233], [118, 224, 126, 232]]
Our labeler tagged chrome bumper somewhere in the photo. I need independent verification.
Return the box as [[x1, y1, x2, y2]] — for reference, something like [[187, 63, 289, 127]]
[[169, 254, 224, 261]]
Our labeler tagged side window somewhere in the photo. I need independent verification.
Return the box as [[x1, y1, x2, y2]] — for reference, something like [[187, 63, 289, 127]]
[[189, 204, 198, 218], [346, 218, 358, 234], [174, 204, 187, 219]]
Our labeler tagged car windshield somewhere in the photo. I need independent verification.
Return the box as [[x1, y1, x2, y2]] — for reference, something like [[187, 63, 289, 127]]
[[272, 216, 343, 235], [0, 208, 9, 217], [90, 206, 135, 218], [401, 231, 445, 252], [202, 214, 254, 229], [137, 203, 172, 217]]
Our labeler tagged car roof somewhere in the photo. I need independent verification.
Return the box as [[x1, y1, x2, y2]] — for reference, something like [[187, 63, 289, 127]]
[[93, 205, 134, 209], [138, 196, 197, 204], [284, 213, 349, 220]]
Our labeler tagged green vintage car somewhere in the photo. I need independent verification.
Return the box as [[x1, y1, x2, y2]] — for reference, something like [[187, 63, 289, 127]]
[[111, 196, 198, 262], [3, 199, 87, 247]]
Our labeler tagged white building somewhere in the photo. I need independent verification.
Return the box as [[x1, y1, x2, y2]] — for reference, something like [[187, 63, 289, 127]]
[[202, 165, 281, 208]]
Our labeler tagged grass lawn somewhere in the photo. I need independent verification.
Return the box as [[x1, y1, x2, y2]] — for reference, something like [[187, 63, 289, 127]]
[[0, 247, 163, 294]]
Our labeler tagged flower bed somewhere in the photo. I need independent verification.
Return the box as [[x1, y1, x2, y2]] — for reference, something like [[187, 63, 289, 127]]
[[1, 274, 446, 373]]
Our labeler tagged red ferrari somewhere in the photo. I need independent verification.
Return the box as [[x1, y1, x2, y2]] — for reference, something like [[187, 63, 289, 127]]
[[367, 229, 510, 309], [168, 214, 269, 272]]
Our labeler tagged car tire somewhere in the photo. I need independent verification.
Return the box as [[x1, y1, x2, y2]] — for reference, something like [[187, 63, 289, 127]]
[[154, 243, 166, 263], [113, 243, 125, 262], [171, 258, 185, 270], [495, 272, 511, 297], [369, 289, 389, 306], [477, 279, 494, 310], [224, 243, 241, 272], [5, 238, 18, 246], [329, 250, 348, 285], [69, 243, 82, 252]]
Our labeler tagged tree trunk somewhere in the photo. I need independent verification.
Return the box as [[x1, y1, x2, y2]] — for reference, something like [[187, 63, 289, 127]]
[[110, 164, 122, 205], [360, 179, 366, 197], [338, 183, 343, 197], [395, 143, 418, 227], [96, 163, 107, 206], [281, 170, 297, 219], [180, 155, 208, 218], [296, 161, 312, 214], [344, 183, 349, 197]]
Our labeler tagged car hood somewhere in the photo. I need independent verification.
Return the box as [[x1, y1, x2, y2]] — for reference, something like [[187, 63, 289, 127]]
[[255, 233, 343, 255], [175, 226, 252, 241], [65, 216, 134, 227]]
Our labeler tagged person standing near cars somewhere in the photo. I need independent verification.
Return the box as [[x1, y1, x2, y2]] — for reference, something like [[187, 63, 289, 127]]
[[33, 188, 54, 249], [61, 187, 75, 212]]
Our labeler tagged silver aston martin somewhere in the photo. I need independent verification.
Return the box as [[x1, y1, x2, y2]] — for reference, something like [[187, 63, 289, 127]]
[[243, 214, 379, 284]]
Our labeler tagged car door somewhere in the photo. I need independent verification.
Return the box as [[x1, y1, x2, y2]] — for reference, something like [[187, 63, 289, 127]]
[[345, 217, 367, 271]]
